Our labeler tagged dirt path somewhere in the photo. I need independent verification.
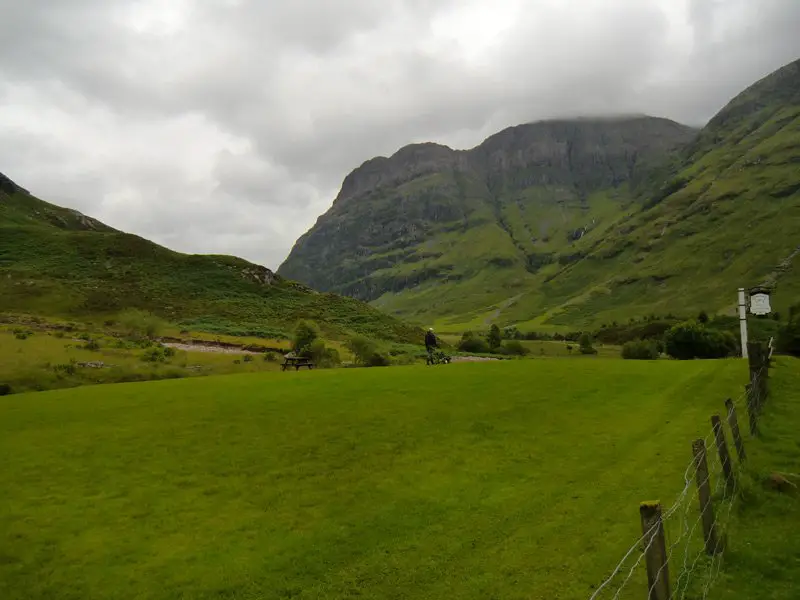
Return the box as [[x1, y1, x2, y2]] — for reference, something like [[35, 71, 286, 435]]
[[162, 343, 263, 355], [483, 294, 523, 326], [450, 356, 499, 363]]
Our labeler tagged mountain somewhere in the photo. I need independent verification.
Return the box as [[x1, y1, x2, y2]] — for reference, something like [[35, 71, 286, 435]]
[[279, 58, 800, 331], [278, 116, 696, 326], [0, 173, 421, 342]]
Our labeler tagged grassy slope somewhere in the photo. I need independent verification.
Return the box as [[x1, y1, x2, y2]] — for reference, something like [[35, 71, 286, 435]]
[[0, 358, 758, 600], [429, 60, 800, 332], [0, 184, 421, 343], [506, 103, 800, 331]]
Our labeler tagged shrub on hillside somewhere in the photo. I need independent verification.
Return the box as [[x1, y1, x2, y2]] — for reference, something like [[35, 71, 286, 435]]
[[52, 361, 77, 376], [141, 345, 176, 363], [0, 383, 11, 396], [321, 347, 342, 368], [263, 351, 280, 362], [503, 340, 530, 356], [621, 339, 660, 360], [458, 331, 491, 354], [664, 321, 738, 360], [243, 354, 254, 363], [488, 324, 502, 350], [293, 320, 320, 357], [347, 335, 377, 363], [83, 339, 101, 351], [364, 351, 391, 367], [777, 307, 800, 357], [346, 335, 389, 367], [119, 309, 167, 340], [579, 333, 597, 355]]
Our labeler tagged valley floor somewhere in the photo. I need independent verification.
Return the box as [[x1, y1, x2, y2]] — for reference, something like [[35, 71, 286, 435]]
[[5, 358, 796, 599]]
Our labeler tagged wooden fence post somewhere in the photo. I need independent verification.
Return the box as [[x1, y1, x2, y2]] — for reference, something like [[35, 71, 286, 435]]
[[692, 439, 719, 555], [745, 383, 758, 436], [711, 415, 735, 495], [640, 502, 671, 600], [761, 342, 770, 402], [747, 342, 767, 412], [725, 398, 746, 463]]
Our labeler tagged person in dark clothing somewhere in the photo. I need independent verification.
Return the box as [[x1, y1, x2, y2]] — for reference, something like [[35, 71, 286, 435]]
[[425, 328, 437, 364]]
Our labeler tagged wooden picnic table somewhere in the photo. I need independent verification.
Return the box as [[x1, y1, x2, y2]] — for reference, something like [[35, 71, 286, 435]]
[[281, 354, 315, 371]]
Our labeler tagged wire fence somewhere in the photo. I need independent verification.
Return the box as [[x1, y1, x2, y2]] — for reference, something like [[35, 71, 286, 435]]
[[587, 342, 771, 600]]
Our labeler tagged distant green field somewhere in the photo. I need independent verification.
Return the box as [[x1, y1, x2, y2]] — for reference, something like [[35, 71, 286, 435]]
[[0, 359, 756, 599], [0, 326, 286, 394]]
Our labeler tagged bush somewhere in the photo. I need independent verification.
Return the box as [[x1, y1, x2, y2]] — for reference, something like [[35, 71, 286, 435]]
[[0, 383, 11, 396], [664, 321, 738, 360], [264, 352, 280, 362], [14, 332, 29, 340], [53, 362, 77, 376], [622, 339, 660, 360], [458, 331, 490, 354], [320, 347, 342, 368], [119, 309, 167, 340], [141, 345, 176, 363], [777, 308, 800, 357], [346, 335, 389, 367], [488, 324, 502, 350], [503, 340, 530, 356], [365, 351, 391, 367], [83, 339, 101, 351], [346, 335, 377, 364], [308, 338, 327, 362], [293, 320, 320, 357], [579, 333, 597, 355], [243, 354, 254, 363]]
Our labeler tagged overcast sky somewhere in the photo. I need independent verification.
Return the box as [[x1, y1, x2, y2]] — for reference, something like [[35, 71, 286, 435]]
[[1, 0, 798, 269]]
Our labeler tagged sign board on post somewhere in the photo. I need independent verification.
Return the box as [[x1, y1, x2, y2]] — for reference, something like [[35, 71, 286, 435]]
[[749, 287, 772, 316]]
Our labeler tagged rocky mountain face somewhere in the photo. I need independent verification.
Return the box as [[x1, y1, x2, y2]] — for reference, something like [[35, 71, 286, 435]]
[[280, 57, 800, 331], [279, 117, 696, 302]]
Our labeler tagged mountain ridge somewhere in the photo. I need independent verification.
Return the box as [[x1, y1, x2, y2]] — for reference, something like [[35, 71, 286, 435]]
[[279, 115, 697, 309], [279, 57, 800, 330]]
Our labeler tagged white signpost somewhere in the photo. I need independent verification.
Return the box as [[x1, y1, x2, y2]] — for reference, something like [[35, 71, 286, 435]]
[[738, 288, 749, 359]]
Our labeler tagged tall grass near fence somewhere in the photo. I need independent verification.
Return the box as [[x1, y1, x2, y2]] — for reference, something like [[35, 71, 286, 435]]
[[589, 340, 774, 600]]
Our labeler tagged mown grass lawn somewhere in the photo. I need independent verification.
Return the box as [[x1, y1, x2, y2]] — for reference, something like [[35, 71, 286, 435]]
[[0, 359, 752, 599]]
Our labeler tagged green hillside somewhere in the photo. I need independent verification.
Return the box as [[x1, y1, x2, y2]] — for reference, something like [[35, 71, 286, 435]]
[[0, 174, 421, 342], [279, 58, 800, 332]]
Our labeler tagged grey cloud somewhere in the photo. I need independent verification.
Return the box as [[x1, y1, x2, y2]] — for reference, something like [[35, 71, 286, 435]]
[[1, 0, 799, 269]]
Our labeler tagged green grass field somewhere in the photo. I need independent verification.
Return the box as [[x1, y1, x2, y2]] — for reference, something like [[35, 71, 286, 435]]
[[1, 358, 771, 600], [0, 325, 288, 394]]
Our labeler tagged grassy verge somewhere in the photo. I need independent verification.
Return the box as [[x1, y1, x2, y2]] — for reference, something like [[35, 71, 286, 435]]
[[0, 358, 754, 599], [704, 358, 800, 599]]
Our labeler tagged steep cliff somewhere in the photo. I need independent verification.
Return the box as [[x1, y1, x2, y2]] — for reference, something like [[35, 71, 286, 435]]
[[279, 117, 695, 312]]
